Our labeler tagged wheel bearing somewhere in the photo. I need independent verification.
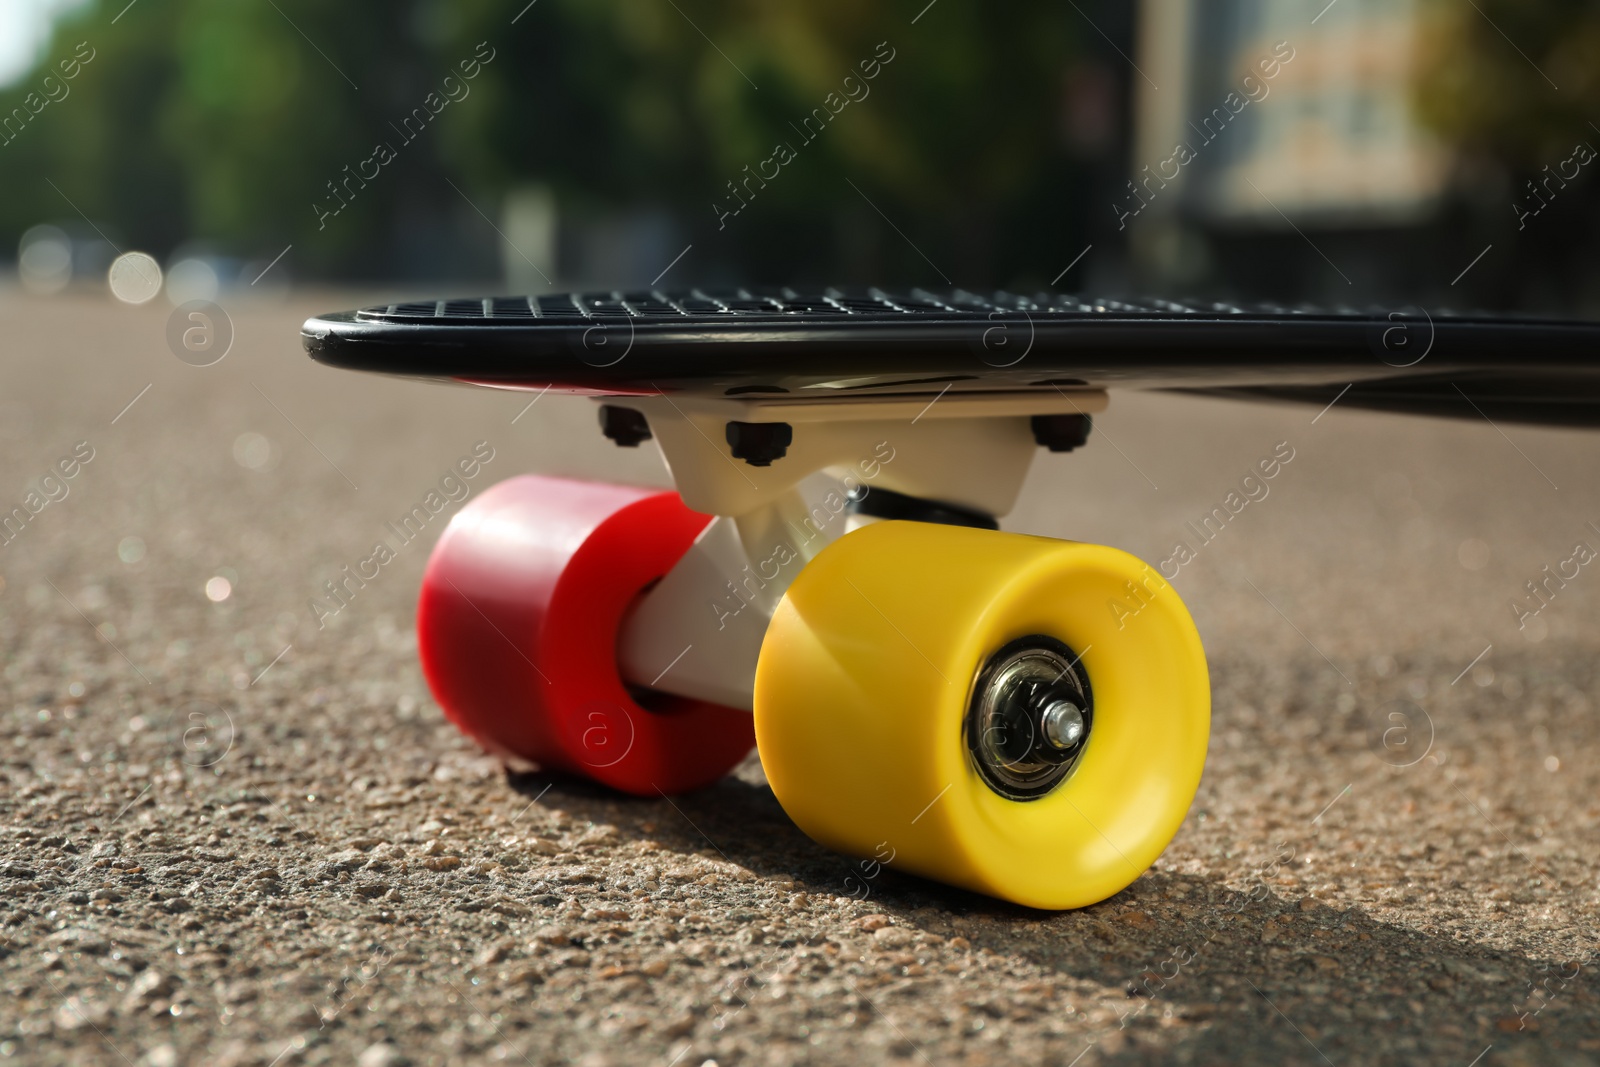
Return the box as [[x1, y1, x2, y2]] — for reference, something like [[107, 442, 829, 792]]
[[966, 635, 1093, 801]]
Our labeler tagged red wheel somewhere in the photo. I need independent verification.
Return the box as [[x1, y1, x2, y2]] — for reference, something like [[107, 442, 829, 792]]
[[417, 475, 755, 795]]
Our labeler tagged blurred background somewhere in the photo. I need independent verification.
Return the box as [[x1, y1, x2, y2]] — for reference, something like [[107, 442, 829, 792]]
[[1, 0, 1598, 310]]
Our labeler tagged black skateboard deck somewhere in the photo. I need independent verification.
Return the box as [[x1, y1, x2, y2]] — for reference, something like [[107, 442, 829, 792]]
[[303, 288, 1600, 427]]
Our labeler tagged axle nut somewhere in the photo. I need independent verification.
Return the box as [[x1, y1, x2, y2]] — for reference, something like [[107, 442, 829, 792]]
[[1042, 700, 1085, 749]]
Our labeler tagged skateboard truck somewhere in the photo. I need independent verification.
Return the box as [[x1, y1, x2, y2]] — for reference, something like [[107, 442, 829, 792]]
[[607, 388, 1108, 710]]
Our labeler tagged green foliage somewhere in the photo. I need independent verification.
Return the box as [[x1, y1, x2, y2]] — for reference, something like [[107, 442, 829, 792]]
[[1414, 0, 1600, 166], [0, 0, 1096, 282], [1412, 0, 1600, 308]]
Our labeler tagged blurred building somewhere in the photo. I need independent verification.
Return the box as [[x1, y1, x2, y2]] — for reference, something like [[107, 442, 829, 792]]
[[1131, 0, 1450, 298]]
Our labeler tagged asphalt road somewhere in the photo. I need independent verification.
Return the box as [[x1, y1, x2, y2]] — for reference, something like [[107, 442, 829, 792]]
[[2, 289, 1599, 1067]]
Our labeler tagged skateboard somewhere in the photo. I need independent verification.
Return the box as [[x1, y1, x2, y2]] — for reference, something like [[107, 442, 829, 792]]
[[303, 288, 1600, 910]]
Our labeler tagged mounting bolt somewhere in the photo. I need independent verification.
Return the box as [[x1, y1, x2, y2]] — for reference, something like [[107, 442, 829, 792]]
[[1031, 413, 1093, 453], [599, 405, 651, 447], [725, 421, 793, 467]]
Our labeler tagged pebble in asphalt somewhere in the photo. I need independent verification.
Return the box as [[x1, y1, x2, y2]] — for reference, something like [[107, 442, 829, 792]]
[[1, 292, 1598, 1066]]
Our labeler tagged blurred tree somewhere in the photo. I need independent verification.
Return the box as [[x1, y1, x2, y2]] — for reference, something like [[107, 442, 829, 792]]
[[0, 0, 470, 276], [1415, 1, 1600, 166], [445, 0, 1110, 285], [1413, 0, 1600, 310], [0, 0, 1115, 286]]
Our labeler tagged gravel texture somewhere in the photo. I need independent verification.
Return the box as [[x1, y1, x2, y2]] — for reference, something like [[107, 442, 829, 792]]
[[1, 290, 1599, 1066]]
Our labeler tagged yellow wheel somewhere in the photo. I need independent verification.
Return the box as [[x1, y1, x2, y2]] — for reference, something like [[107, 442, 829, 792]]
[[753, 520, 1209, 910]]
